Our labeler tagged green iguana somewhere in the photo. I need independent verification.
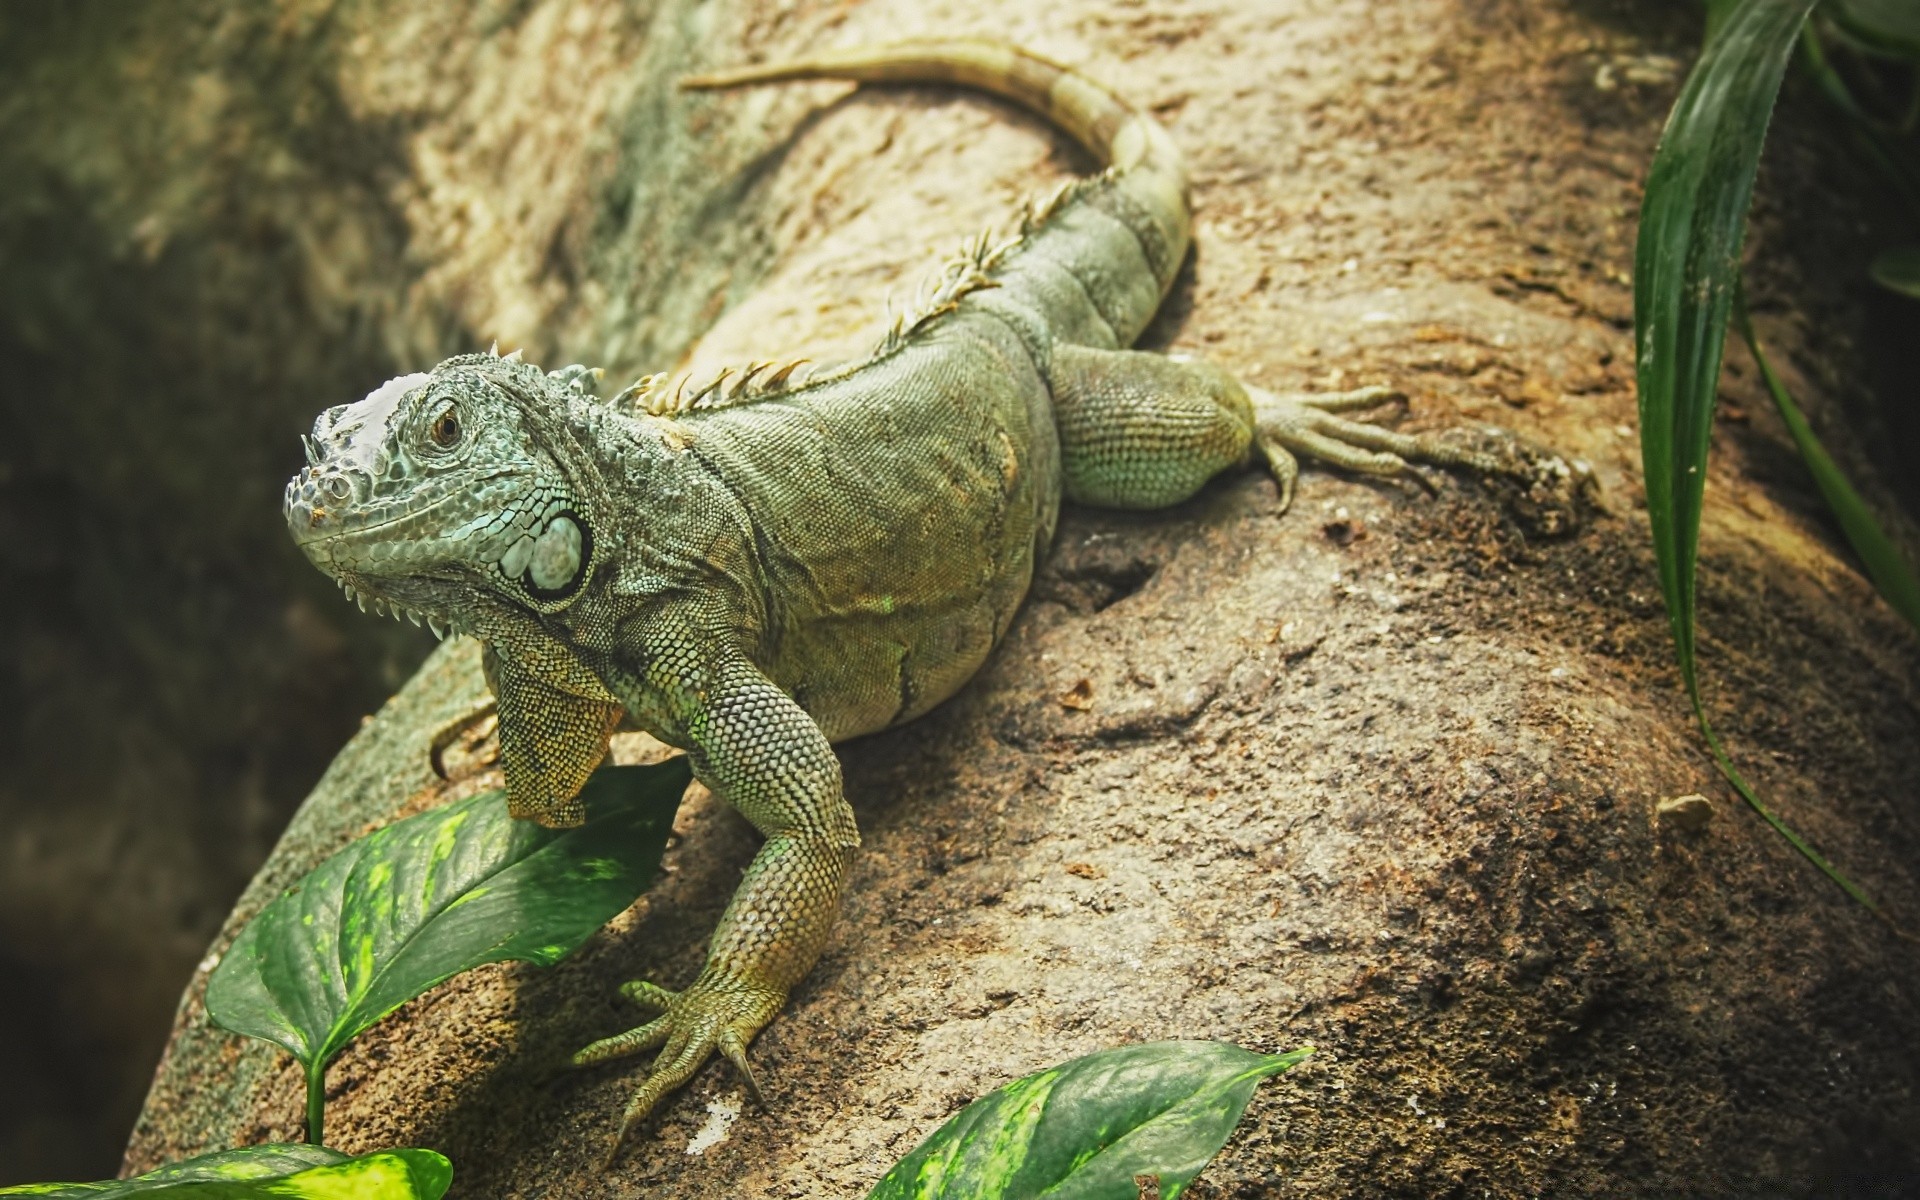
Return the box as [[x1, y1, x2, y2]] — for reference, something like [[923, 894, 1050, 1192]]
[[283, 39, 1560, 1156]]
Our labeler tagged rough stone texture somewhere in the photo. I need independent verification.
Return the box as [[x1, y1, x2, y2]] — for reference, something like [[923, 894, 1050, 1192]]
[[6, 0, 1918, 1193]]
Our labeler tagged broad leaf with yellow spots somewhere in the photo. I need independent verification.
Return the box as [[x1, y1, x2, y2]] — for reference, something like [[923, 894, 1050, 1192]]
[[0, 1145, 450, 1199], [867, 1041, 1311, 1200], [205, 759, 688, 1143]]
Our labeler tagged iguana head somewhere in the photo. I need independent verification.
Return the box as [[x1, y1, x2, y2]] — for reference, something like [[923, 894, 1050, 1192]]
[[285, 351, 607, 636]]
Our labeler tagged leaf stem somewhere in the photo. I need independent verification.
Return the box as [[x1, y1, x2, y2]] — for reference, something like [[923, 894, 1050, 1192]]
[[1694, 693, 1918, 943], [306, 1060, 327, 1146]]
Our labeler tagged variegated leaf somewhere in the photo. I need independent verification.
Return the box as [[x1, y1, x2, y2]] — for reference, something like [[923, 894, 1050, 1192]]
[[205, 759, 687, 1142], [867, 1041, 1310, 1200], [0, 1145, 450, 1199]]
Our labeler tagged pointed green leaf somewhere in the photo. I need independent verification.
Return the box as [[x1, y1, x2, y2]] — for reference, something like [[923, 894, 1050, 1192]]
[[866, 1042, 1310, 1200], [1631, 0, 1891, 908], [0, 1146, 450, 1199], [1635, 0, 1817, 696], [1739, 308, 1920, 631], [1830, 0, 1920, 58], [205, 759, 688, 1141], [1869, 246, 1920, 298]]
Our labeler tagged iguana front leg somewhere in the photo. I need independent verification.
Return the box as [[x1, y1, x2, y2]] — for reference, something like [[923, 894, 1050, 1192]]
[[482, 645, 623, 828], [572, 628, 858, 1159]]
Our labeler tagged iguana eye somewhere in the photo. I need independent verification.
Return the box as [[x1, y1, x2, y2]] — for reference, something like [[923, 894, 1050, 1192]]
[[430, 408, 461, 448]]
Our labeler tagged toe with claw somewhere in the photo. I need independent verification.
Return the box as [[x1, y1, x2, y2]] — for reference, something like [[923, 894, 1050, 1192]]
[[573, 972, 784, 1164], [1247, 384, 1596, 534]]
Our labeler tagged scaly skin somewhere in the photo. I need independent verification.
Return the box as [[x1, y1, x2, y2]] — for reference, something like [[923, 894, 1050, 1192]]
[[284, 39, 1520, 1158]]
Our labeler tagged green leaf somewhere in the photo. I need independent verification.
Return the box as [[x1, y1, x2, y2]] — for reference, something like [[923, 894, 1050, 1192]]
[[1738, 304, 1920, 631], [1705, 0, 1745, 44], [1869, 245, 1920, 296], [206, 759, 688, 1143], [1632, 0, 1890, 908], [0, 1146, 450, 1199], [1830, 0, 1920, 58], [866, 1042, 1310, 1200], [1636, 0, 1817, 697]]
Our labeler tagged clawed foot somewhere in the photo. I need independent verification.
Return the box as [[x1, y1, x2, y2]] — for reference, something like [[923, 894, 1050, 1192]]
[[572, 974, 783, 1165], [1248, 385, 1595, 535], [1249, 384, 1503, 512]]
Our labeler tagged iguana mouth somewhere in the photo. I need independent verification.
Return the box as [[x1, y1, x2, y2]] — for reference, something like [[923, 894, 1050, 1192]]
[[285, 480, 492, 640], [288, 466, 591, 630], [284, 486, 469, 549]]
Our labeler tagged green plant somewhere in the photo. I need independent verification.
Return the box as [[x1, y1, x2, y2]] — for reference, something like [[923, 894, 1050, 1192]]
[[8, 1043, 1303, 1197], [5, 759, 690, 1193], [176, 747, 1305, 1194], [1635, 0, 1920, 915], [0, 1146, 451, 1199], [867, 1042, 1311, 1200], [205, 758, 687, 1144]]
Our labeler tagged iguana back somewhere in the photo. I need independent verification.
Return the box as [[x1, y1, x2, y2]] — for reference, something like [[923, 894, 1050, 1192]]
[[658, 41, 1194, 741]]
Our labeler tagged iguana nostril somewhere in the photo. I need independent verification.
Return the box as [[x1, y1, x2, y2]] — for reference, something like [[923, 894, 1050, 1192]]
[[324, 475, 352, 500]]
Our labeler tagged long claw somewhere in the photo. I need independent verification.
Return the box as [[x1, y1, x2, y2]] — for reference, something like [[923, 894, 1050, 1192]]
[[1245, 380, 1597, 535], [1293, 383, 1404, 413], [1284, 425, 1410, 477], [604, 1039, 707, 1165], [1254, 436, 1300, 513], [1249, 384, 1506, 496], [1310, 409, 1504, 476], [717, 1027, 767, 1109], [580, 975, 787, 1165]]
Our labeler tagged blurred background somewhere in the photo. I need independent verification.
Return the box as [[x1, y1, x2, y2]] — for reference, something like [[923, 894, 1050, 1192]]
[[0, 2, 440, 1178]]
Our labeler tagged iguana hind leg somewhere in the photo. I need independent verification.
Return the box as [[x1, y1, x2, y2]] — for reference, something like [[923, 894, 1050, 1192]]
[[1049, 342, 1256, 510], [1048, 343, 1502, 514]]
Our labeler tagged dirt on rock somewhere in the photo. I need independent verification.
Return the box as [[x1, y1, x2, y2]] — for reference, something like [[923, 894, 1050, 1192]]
[[14, 0, 1917, 1194]]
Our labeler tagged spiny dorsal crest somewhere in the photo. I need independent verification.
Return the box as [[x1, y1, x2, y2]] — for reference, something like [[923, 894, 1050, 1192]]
[[603, 170, 1117, 412], [610, 358, 814, 417], [1016, 168, 1115, 238], [870, 170, 1114, 357], [873, 225, 1021, 356]]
